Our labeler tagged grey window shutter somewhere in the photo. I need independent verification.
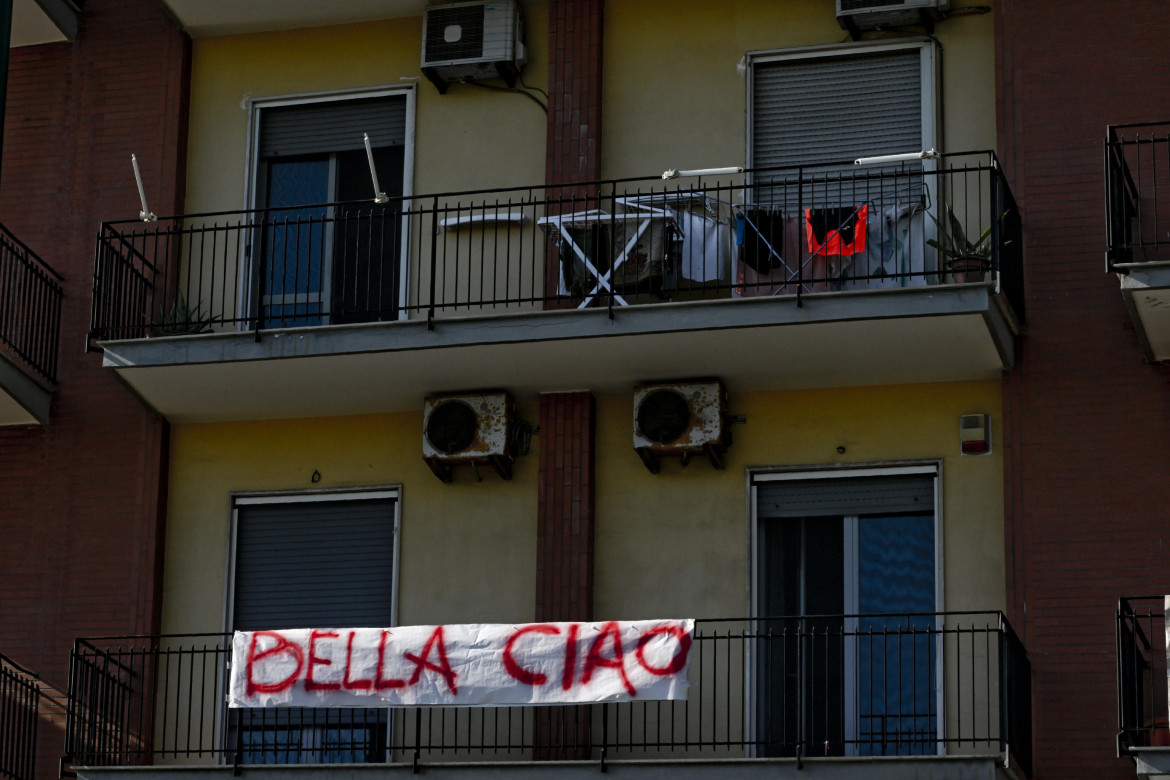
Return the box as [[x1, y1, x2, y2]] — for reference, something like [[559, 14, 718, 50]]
[[233, 497, 396, 631], [259, 96, 407, 158], [752, 48, 926, 209], [756, 474, 935, 519]]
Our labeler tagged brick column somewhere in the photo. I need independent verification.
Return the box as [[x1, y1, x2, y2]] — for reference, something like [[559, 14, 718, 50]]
[[544, 0, 604, 305], [545, 0, 603, 186], [535, 391, 596, 758]]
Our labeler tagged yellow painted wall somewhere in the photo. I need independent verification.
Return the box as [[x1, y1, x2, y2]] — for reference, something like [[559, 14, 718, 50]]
[[160, 406, 540, 635], [183, 6, 551, 217], [601, 0, 997, 177], [183, 1, 995, 212], [593, 381, 1005, 621], [162, 382, 1003, 634]]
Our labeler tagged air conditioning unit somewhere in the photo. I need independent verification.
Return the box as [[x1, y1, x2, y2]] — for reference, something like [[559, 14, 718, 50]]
[[633, 380, 730, 474], [423, 392, 514, 482], [421, 0, 527, 94], [836, 0, 950, 34]]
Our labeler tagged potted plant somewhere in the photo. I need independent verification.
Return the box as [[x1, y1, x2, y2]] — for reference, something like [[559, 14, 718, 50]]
[[927, 204, 993, 283]]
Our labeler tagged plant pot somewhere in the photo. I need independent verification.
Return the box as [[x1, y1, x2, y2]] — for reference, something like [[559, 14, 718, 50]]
[[947, 254, 990, 283]]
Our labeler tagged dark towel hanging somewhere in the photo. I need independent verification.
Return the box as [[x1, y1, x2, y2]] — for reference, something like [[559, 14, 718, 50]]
[[739, 207, 785, 274]]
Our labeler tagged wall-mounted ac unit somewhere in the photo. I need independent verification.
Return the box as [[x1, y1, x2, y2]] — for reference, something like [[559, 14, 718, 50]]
[[633, 380, 729, 474], [421, 0, 527, 94], [423, 392, 514, 482], [836, 0, 950, 35]]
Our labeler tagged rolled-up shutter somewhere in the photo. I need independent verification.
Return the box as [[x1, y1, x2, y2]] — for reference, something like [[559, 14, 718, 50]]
[[756, 473, 935, 520], [259, 96, 407, 158], [232, 496, 397, 631], [751, 46, 929, 209]]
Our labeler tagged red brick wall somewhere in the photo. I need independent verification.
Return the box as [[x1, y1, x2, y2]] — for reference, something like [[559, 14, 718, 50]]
[[535, 391, 596, 759], [536, 391, 596, 622], [0, 0, 188, 774], [545, 0, 604, 187], [998, 2, 1170, 777]]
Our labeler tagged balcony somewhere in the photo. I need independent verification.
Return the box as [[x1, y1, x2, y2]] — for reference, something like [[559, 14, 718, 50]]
[[90, 153, 1022, 423], [0, 223, 63, 425], [63, 612, 1030, 779], [1116, 597, 1170, 779], [1106, 123, 1170, 362], [1, 650, 43, 780]]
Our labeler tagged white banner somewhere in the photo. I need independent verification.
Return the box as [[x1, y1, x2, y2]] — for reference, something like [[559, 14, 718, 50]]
[[229, 620, 694, 708]]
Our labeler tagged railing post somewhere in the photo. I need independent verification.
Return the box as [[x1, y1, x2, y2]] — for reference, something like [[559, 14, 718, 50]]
[[998, 618, 1009, 761], [232, 707, 242, 775], [428, 197, 439, 330], [600, 702, 609, 773], [607, 182, 617, 320], [990, 160, 1001, 288], [413, 708, 422, 773], [250, 219, 263, 341], [796, 169, 804, 308]]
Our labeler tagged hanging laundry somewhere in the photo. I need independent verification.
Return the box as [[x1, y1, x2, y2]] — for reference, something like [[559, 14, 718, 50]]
[[805, 204, 869, 256], [737, 207, 786, 274]]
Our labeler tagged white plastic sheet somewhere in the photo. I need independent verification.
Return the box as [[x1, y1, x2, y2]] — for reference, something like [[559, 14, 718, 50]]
[[229, 619, 694, 708]]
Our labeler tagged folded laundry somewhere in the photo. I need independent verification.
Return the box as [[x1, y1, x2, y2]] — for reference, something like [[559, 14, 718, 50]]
[[805, 204, 868, 256]]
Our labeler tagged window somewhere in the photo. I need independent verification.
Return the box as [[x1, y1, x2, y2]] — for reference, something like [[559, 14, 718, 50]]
[[749, 40, 936, 173], [248, 92, 412, 328], [744, 41, 940, 289], [227, 491, 400, 764], [753, 468, 939, 757]]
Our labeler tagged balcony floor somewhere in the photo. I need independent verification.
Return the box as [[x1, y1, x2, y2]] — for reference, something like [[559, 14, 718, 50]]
[[99, 284, 1017, 423], [0, 351, 51, 425], [1118, 261, 1170, 362], [75, 754, 1014, 780]]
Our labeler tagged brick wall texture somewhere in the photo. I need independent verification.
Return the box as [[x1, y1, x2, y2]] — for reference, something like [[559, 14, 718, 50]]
[[545, 0, 603, 187], [998, 1, 1170, 777], [0, 0, 188, 774], [536, 391, 596, 623]]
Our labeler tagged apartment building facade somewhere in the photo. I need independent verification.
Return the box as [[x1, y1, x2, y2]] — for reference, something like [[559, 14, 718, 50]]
[[0, 1, 187, 777], [37, 0, 1170, 778]]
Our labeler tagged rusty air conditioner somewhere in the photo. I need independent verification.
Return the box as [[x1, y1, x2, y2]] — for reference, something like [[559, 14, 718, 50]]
[[632, 380, 729, 474], [423, 392, 514, 482]]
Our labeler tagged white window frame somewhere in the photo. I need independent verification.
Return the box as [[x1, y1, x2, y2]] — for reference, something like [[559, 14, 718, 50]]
[[223, 486, 402, 636], [238, 86, 417, 327], [746, 462, 944, 757], [220, 487, 402, 764]]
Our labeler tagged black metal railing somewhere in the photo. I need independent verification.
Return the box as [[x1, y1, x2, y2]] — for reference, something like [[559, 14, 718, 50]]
[[64, 612, 1029, 773], [1106, 122, 1170, 270], [88, 151, 1021, 344], [1, 651, 43, 780], [0, 224, 63, 384], [1117, 596, 1170, 754]]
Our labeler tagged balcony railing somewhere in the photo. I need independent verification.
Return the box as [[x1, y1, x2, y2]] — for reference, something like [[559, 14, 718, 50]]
[[88, 152, 1022, 345], [0, 224, 64, 384], [1106, 123, 1170, 271], [64, 612, 1030, 774], [1, 651, 43, 780], [1117, 596, 1170, 754]]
